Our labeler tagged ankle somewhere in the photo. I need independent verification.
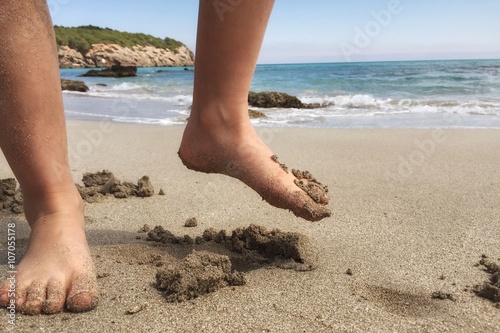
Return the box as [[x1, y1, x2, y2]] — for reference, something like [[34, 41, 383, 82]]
[[189, 101, 251, 132], [22, 185, 84, 225]]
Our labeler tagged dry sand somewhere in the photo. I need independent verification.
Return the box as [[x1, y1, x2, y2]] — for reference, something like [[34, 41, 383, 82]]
[[1, 121, 499, 333]]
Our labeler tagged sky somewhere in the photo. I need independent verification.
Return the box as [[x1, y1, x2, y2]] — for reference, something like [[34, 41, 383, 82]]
[[49, 0, 500, 64]]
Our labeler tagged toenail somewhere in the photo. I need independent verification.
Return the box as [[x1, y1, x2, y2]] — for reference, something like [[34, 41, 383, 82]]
[[67, 291, 99, 312]]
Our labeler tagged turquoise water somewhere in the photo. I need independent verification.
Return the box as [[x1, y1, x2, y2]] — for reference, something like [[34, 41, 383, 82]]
[[61, 59, 500, 128]]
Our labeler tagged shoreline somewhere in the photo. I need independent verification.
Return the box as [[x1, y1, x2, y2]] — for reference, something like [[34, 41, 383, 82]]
[[1, 122, 499, 332], [59, 59, 500, 130], [61, 99, 500, 129]]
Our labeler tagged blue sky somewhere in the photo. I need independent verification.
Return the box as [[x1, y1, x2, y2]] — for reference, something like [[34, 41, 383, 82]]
[[49, 0, 500, 64]]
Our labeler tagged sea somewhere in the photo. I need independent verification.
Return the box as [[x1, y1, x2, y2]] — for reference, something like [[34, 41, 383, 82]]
[[60, 59, 500, 128]]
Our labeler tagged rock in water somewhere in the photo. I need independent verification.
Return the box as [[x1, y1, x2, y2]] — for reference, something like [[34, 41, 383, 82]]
[[80, 65, 137, 78], [248, 91, 304, 108], [61, 79, 89, 92], [248, 109, 267, 118], [248, 91, 325, 109]]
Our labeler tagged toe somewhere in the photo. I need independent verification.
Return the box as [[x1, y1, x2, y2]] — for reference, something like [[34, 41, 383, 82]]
[[21, 282, 45, 315], [66, 275, 99, 313], [14, 285, 28, 312], [301, 202, 332, 222], [42, 280, 66, 314], [290, 191, 332, 222], [292, 169, 330, 205], [66, 291, 99, 313], [0, 283, 11, 307]]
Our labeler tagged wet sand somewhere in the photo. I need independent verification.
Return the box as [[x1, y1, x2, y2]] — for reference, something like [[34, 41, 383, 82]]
[[1, 122, 499, 332]]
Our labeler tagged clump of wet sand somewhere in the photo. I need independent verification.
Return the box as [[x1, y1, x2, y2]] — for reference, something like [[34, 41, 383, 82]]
[[0, 178, 23, 214], [184, 217, 198, 227], [148, 224, 319, 302], [148, 224, 319, 271], [270, 155, 331, 221], [155, 251, 245, 302], [76, 170, 155, 202], [1, 171, 156, 213], [474, 256, 500, 307], [270, 155, 329, 205]]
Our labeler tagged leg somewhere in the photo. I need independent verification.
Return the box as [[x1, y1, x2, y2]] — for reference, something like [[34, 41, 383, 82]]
[[179, 0, 331, 221], [0, 0, 98, 314]]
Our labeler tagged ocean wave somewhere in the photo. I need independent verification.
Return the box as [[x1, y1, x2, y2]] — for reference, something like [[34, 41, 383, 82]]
[[300, 94, 500, 116], [112, 116, 186, 125], [65, 89, 193, 105], [108, 82, 145, 91]]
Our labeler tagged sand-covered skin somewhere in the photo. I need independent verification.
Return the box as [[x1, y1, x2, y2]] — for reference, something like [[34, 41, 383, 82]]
[[292, 169, 329, 205], [270, 154, 331, 219], [271, 154, 330, 205]]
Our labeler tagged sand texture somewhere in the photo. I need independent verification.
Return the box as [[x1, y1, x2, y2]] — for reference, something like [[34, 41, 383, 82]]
[[0, 178, 23, 214], [1, 122, 499, 333]]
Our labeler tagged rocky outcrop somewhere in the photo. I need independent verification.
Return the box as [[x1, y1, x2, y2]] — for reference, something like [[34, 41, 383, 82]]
[[60, 79, 89, 92], [81, 65, 137, 78], [58, 46, 88, 68], [248, 91, 326, 109], [58, 44, 194, 68], [248, 109, 267, 118]]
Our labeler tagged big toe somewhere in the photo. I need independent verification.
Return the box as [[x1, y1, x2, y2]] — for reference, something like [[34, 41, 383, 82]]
[[288, 191, 332, 222], [302, 202, 332, 221], [66, 291, 99, 313], [0, 283, 11, 307]]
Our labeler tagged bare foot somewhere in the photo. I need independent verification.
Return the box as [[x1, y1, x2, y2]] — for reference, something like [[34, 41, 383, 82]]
[[178, 117, 331, 221], [0, 188, 98, 315]]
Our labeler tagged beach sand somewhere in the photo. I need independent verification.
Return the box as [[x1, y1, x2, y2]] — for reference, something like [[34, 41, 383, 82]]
[[1, 121, 499, 332]]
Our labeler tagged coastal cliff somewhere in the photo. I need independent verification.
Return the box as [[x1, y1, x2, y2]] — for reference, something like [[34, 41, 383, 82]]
[[58, 44, 194, 68], [56, 25, 194, 68]]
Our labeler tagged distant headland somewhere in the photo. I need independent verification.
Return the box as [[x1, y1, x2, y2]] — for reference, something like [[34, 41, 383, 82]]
[[55, 25, 195, 68]]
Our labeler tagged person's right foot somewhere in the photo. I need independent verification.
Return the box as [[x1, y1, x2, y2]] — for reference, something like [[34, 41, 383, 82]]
[[179, 116, 332, 221], [0, 188, 99, 315]]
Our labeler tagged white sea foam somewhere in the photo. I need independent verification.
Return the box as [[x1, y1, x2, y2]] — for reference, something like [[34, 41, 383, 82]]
[[299, 94, 500, 117], [109, 82, 144, 91]]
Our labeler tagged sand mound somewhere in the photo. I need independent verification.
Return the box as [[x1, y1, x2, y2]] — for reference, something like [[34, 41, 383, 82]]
[[148, 224, 319, 302], [0, 178, 23, 214], [474, 257, 500, 307], [76, 170, 155, 202], [155, 251, 245, 302], [147, 224, 319, 271]]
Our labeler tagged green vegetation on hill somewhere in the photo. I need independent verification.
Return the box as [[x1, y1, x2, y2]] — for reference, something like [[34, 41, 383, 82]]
[[54, 25, 184, 54]]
